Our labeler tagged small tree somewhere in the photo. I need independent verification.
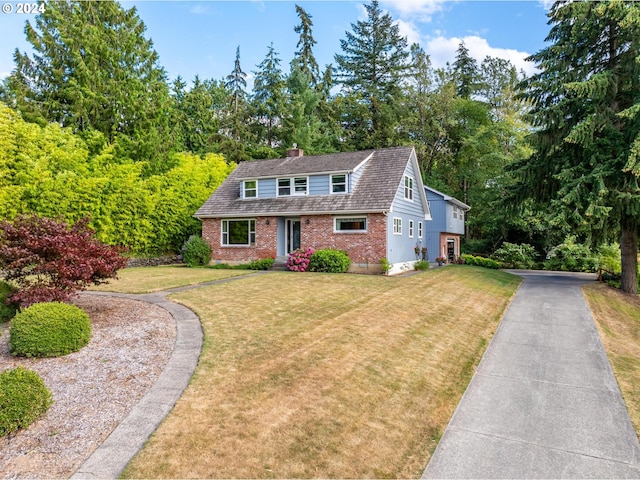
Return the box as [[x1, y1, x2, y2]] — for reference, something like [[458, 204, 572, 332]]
[[0, 215, 127, 307]]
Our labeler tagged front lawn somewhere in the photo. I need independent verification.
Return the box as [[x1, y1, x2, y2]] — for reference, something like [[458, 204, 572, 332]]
[[88, 266, 252, 294], [583, 283, 640, 436], [122, 266, 521, 478]]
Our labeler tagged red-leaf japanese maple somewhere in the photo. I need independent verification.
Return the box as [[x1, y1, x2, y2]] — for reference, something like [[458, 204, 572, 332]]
[[0, 215, 128, 307]]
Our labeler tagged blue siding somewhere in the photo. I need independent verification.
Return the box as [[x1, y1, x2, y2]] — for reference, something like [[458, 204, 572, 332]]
[[258, 178, 276, 198], [387, 161, 430, 264], [309, 175, 329, 195]]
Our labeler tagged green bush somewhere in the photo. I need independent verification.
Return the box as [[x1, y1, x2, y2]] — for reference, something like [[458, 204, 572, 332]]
[[598, 243, 621, 274], [0, 366, 52, 436], [414, 260, 430, 271], [379, 258, 391, 275], [492, 242, 537, 269], [460, 254, 500, 269], [181, 235, 212, 267], [309, 249, 351, 273], [544, 236, 598, 272], [10, 302, 91, 358], [0, 281, 18, 322], [245, 258, 275, 270]]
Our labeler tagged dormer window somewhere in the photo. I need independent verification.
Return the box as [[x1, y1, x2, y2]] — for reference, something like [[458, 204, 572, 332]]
[[243, 180, 257, 199], [278, 177, 308, 196], [404, 175, 414, 201], [331, 174, 347, 194]]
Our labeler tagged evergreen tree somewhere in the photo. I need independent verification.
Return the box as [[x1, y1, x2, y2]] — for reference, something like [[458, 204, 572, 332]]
[[224, 46, 250, 161], [252, 43, 286, 147], [514, 0, 640, 293], [292, 5, 320, 87], [452, 42, 480, 99], [4, 0, 176, 173], [334, 0, 410, 148]]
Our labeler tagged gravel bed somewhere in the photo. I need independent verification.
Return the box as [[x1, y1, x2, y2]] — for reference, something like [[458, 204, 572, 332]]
[[0, 295, 176, 479]]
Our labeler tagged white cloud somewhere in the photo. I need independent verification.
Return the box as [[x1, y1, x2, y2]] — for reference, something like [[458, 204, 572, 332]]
[[0, 72, 9, 81], [382, 0, 449, 22], [425, 35, 537, 77], [396, 19, 422, 46]]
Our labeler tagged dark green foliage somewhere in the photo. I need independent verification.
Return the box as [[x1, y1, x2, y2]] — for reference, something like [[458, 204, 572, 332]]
[[460, 255, 501, 269], [10, 302, 91, 358], [309, 249, 351, 273], [0, 282, 18, 322], [0, 366, 52, 436], [544, 237, 598, 273], [514, 1, 640, 292], [5, 0, 177, 171], [492, 242, 537, 269], [181, 236, 212, 267], [334, 0, 409, 149]]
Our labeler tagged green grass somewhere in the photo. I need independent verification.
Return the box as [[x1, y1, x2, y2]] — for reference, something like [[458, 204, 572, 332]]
[[122, 266, 521, 479]]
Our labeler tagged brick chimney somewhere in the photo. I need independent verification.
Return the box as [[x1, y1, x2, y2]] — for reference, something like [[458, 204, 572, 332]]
[[286, 146, 304, 157]]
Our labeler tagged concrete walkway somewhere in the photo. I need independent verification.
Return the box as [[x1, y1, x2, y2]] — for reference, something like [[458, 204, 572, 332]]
[[423, 270, 640, 479]]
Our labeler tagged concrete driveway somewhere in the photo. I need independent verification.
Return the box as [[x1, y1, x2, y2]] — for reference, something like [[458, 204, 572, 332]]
[[423, 270, 640, 479]]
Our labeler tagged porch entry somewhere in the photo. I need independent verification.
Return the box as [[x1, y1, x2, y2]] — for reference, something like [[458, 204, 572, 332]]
[[286, 218, 301, 252]]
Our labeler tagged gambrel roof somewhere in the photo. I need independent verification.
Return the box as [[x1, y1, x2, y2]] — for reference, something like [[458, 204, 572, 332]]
[[194, 146, 431, 219]]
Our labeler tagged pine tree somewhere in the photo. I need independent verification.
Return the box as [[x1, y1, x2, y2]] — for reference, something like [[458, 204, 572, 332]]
[[252, 43, 286, 147], [453, 41, 479, 99], [5, 0, 176, 172], [334, 0, 410, 148], [292, 5, 320, 87], [225, 46, 249, 146], [514, 0, 640, 293]]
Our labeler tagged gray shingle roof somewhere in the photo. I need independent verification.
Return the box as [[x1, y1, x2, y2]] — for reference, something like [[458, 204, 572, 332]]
[[194, 146, 417, 218]]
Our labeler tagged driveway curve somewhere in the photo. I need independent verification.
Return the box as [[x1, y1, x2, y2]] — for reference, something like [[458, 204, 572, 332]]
[[423, 270, 640, 479]]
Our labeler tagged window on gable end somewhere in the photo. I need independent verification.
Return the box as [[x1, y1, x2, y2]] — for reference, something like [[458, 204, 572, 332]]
[[404, 175, 414, 201]]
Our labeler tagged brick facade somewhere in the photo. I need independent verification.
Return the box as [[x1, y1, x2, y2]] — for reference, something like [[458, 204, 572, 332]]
[[202, 213, 388, 265], [300, 213, 387, 264], [202, 216, 278, 263]]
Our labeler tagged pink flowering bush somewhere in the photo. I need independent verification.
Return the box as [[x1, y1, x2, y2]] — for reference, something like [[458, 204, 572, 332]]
[[286, 248, 315, 272]]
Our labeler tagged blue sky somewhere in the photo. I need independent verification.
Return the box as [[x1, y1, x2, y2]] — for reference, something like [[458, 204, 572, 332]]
[[1, 0, 552, 88]]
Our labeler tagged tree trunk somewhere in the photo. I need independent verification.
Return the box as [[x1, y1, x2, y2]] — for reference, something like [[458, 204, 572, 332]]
[[620, 212, 638, 294]]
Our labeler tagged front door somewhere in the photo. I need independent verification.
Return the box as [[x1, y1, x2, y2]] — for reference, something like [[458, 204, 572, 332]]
[[286, 219, 301, 252]]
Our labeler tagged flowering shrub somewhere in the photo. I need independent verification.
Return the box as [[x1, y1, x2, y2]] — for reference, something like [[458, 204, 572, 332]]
[[286, 248, 315, 272]]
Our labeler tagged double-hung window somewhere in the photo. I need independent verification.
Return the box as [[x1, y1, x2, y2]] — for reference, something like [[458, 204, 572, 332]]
[[278, 177, 308, 196], [404, 175, 414, 201], [222, 219, 256, 246], [418, 221, 423, 239], [243, 180, 257, 199], [331, 174, 347, 194], [409, 220, 414, 238], [393, 217, 402, 235]]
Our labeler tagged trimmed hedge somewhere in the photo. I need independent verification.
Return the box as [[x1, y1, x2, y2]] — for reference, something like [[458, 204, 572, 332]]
[[0, 366, 52, 436], [10, 302, 91, 358], [0, 281, 18, 322], [309, 249, 351, 273], [182, 235, 212, 267], [460, 254, 501, 269]]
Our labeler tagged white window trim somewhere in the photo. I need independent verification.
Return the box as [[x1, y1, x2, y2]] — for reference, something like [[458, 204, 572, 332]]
[[277, 176, 309, 197], [418, 221, 423, 239], [331, 173, 348, 194], [393, 217, 402, 235], [334, 216, 368, 233], [404, 175, 414, 202], [409, 220, 414, 238], [221, 219, 256, 246], [243, 180, 257, 199]]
